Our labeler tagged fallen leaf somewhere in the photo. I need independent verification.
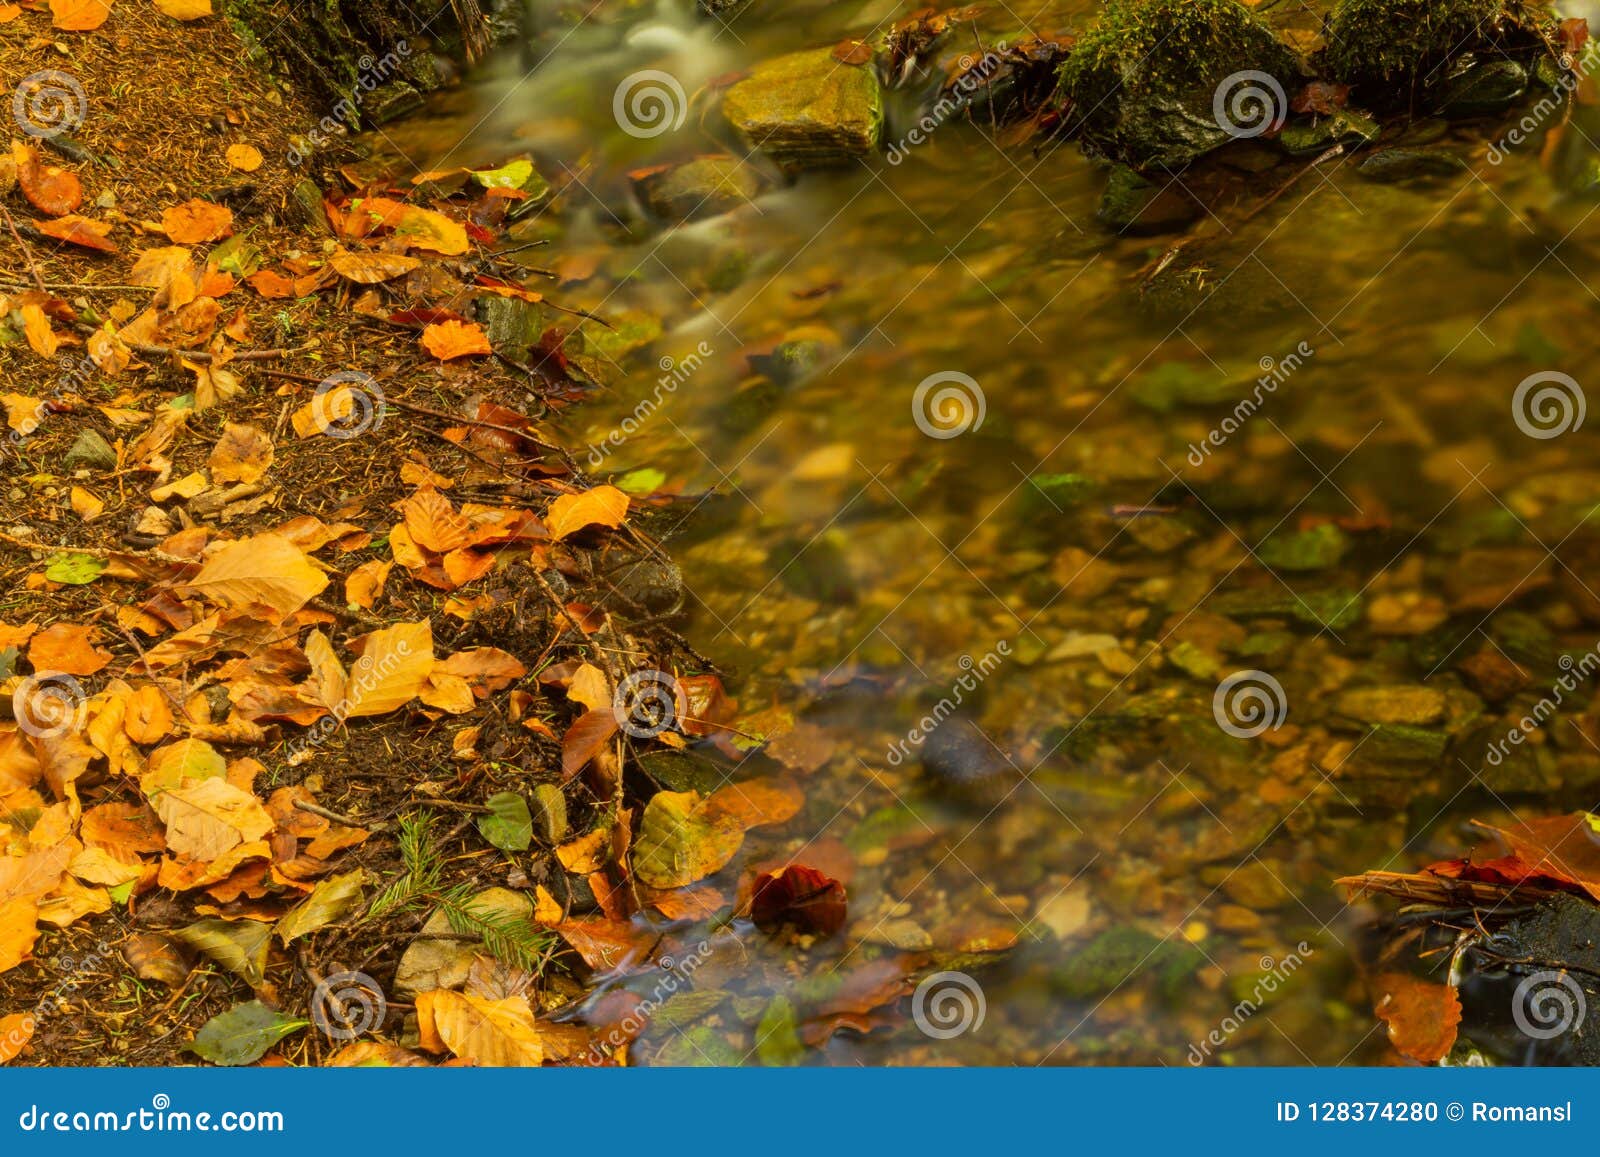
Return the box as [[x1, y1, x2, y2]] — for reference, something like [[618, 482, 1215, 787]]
[[276, 870, 366, 944], [330, 249, 420, 284], [1373, 973, 1461, 1064], [418, 990, 544, 1065], [178, 534, 328, 617], [632, 790, 745, 890], [421, 320, 492, 361], [20, 305, 59, 358], [339, 620, 434, 718], [223, 143, 261, 171], [546, 486, 629, 540], [162, 199, 233, 244], [14, 144, 82, 216], [749, 864, 846, 935], [50, 0, 111, 31], [28, 622, 111, 675], [189, 1001, 307, 1066], [35, 214, 116, 253], [152, 777, 274, 860], [208, 422, 274, 484]]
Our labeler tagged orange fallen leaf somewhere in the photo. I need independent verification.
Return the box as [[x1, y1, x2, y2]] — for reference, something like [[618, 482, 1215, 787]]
[[155, 0, 211, 17], [28, 622, 111, 676], [1373, 972, 1462, 1064], [330, 248, 420, 284], [0, 1012, 36, 1063], [19, 305, 59, 358], [223, 144, 261, 173], [35, 214, 116, 253], [420, 320, 492, 361], [50, 0, 111, 30], [162, 199, 233, 244], [546, 485, 629, 540], [246, 269, 296, 299], [13, 143, 81, 217], [339, 620, 435, 718]]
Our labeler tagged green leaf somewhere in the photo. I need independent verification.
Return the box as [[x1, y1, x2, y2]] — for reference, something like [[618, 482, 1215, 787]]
[[615, 467, 666, 495], [276, 869, 367, 945], [756, 995, 805, 1067], [653, 1024, 742, 1067], [470, 159, 536, 189], [172, 918, 271, 987], [210, 235, 262, 277], [45, 553, 106, 585], [189, 1001, 308, 1066], [477, 792, 533, 852]]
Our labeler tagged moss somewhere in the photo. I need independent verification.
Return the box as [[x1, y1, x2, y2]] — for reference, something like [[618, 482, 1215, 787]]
[[1057, 0, 1299, 168], [1323, 0, 1554, 88]]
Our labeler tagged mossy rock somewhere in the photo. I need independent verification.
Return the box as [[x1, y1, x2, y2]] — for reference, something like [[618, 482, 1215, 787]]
[[721, 49, 883, 170], [1056, 0, 1301, 169], [1322, 0, 1554, 91]]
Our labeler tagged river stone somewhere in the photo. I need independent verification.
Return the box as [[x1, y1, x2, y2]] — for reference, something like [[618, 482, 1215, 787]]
[[1438, 58, 1527, 116], [477, 293, 547, 359], [1358, 147, 1469, 181], [1336, 685, 1449, 726], [392, 887, 532, 997], [530, 783, 568, 844], [631, 155, 767, 222], [721, 49, 883, 170], [1324, 0, 1548, 90], [1276, 109, 1379, 155], [64, 429, 116, 472], [1095, 165, 1199, 234], [1056, 0, 1300, 170]]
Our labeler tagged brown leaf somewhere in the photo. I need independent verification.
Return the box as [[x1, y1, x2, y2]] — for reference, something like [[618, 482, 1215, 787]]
[[560, 708, 619, 782], [35, 214, 116, 253], [178, 534, 328, 617], [749, 864, 846, 935], [162, 199, 233, 244], [417, 990, 544, 1066], [28, 622, 111, 676], [339, 620, 435, 718], [1373, 973, 1461, 1064], [14, 143, 82, 216], [208, 422, 274, 484], [151, 777, 274, 860], [330, 248, 421, 284], [20, 304, 59, 358]]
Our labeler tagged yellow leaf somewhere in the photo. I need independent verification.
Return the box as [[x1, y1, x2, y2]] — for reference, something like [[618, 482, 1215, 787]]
[[69, 486, 104, 521], [178, 534, 328, 617], [546, 485, 629, 540], [0, 1012, 36, 1063], [207, 422, 274, 484], [20, 304, 58, 358], [417, 990, 544, 1066], [155, 0, 210, 18], [50, 0, 111, 30], [420, 320, 491, 361], [339, 620, 434, 719], [151, 777, 273, 860], [223, 143, 261, 171]]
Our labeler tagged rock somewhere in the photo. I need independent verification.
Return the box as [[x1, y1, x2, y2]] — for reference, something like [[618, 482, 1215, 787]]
[[1051, 926, 1204, 999], [1357, 147, 1468, 181], [918, 714, 1013, 804], [1257, 523, 1350, 571], [1324, 0, 1553, 90], [530, 783, 567, 844], [287, 178, 331, 235], [1336, 685, 1450, 726], [637, 748, 726, 795], [1277, 109, 1379, 155], [1360, 722, 1450, 761], [631, 155, 768, 222], [1095, 164, 1200, 233], [721, 49, 883, 170], [1456, 648, 1530, 702], [597, 555, 685, 615], [477, 294, 546, 360], [1438, 58, 1527, 116], [64, 429, 116, 473], [1056, 0, 1301, 169]]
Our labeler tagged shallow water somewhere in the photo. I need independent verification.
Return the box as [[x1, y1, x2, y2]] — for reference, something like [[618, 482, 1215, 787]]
[[368, 0, 1600, 1064]]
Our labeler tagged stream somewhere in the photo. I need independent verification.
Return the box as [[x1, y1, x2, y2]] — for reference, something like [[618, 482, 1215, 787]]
[[362, 0, 1600, 1064]]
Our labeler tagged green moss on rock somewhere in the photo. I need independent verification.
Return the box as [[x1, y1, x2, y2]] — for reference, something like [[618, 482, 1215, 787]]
[[1322, 0, 1553, 89], [1057, 0, 1300, 169], [722, 49, 883, 170]]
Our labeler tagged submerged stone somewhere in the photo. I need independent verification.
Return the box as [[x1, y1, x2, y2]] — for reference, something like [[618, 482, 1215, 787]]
[[721, 49, 883, 170], [1095, 164, 1200, 233], [1357, 146, 1468, 181], [1052, 926, 1205, 999], [1277, 109, 1380, 155], [1056, 0, 1301, 170], [630, 154, 768, 222], [1437, 58, 1528, 116]]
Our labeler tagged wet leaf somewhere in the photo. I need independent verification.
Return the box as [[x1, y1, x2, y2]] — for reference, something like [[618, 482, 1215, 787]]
[[478, 792, 533, 852], [189, 1001, 307, 1066], [416, 990, 543, 1066], [560, 708, 618, 782], [172, 917, 270, 986], [1373, 972, 1461, 1064], [749, 864, 847, 935], [632, 789, 745, 890], [756, 995, 806, 1066]]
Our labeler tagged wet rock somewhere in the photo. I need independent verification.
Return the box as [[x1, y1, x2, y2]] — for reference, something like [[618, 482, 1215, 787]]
[[1438, 58, 1527, 116], [477, 294, 546, 359], [638, 748, 726, 796], [1051, 926, 1204, 999], [1210, 587, 1364, 631], [747, 327, 839, 386], [1360, 722, 1450, 761], [1095, 165, 1200, 234], [1277, 109, 1379, 155], [598, 556, 686, 615], [1056, 0, 1300, 170], [64, 429, 116, 472], [287, 178, 331, 234], [721, 49, 883, 170], [1257, 523, 1349, 571], [1456, 648, 1530, 702], [1324, 0, 1553, 91], [1356, 147, 1468, 182], [630, 155, 768, 223], [917, 714, 1013, 804], [1335, 684, 1449, 726]]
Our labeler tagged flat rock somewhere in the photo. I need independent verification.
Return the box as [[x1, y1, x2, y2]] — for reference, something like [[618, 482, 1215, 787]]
[[722, 49, 882, 170]]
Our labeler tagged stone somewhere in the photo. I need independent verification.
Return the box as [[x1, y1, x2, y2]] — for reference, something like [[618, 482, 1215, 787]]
[[630, 154, 768, 222], [1357, 147, 1469, 181], [1336, 685, 1450, 726], [1095, 165, 1200, 233], [721, 49, 883, 170], [1324, 0, 1552, 89], [1056, 0, 1300, 169], [1277, 109, 1380, 155], [1438, 58, 1528, 116], [64, 429, 116, 472]]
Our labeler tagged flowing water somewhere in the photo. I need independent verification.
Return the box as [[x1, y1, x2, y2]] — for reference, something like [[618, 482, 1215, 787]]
[[366, 0, 1600, 1063]]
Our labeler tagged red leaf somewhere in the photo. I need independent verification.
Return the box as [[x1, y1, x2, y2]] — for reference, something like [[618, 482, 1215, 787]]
[[749, 864, 847, 935]]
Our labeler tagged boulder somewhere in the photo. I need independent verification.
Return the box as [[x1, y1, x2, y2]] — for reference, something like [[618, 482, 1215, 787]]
[[722, 48, 883, 170]]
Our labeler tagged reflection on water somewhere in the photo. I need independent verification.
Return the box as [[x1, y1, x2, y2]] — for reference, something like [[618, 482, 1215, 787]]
[[369, 0, 1600, 1063]]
